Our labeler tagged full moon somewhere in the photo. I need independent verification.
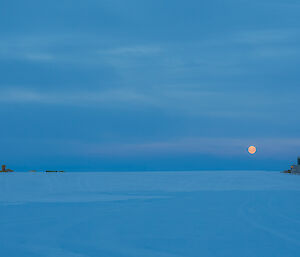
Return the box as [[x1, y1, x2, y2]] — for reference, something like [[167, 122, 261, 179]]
[[248, 146, 257, 154]]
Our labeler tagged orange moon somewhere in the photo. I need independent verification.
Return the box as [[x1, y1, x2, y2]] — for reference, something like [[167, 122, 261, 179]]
[[248, 146, 257, 154]]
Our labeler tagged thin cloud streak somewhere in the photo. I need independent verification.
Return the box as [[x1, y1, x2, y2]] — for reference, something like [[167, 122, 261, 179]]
[[18, 137, 300, 158], [0, 87, 298, 119], [2, 28, 300, 66], [0, 89, 153, 106]]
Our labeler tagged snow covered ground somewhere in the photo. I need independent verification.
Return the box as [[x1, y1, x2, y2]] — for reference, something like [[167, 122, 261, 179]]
[[0, 171, 299, 257]]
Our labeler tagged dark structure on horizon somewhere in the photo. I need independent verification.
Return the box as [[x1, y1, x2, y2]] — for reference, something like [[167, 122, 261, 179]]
[[283, 157, 300, 174], [0, 165, 14, 172]]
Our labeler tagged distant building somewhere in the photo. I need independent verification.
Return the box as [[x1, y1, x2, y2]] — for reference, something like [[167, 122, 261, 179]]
[[0, 165, 14, 172], [290, 157, 300, 173], [284, 157, 300, 174]]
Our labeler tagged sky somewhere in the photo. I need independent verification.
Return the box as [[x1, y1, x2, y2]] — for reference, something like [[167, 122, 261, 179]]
[[1, 0, 300, 171]]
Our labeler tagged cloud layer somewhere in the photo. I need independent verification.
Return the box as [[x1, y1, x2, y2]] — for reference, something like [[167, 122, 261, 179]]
[[1, 0, 300, 170]]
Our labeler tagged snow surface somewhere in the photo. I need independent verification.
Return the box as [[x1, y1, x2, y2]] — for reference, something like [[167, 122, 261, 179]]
[[0, 171, 299, 257]]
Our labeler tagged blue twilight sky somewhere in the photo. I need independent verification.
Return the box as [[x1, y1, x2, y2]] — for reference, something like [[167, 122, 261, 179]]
[[1, 0, 300, 171]]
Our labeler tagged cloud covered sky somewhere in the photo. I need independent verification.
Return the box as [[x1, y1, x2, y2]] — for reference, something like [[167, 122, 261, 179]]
[[1, 0, 300, 171]]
